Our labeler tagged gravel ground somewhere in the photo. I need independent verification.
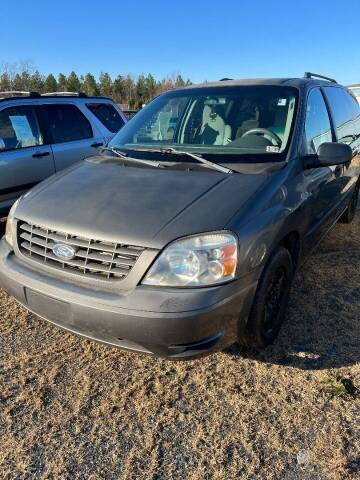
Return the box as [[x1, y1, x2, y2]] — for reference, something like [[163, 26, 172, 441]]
[[0, 213, 359, 480]]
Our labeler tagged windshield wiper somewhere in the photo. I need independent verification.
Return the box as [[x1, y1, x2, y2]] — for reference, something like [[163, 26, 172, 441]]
[[129, 146, 233, 174], [101, 146, 163, 168]]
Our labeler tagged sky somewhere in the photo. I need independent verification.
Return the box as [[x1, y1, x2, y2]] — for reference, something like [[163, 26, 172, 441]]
[[2, 0, 360, 85]]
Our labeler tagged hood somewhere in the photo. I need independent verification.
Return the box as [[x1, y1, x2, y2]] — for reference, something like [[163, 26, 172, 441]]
[[16, 157, 268, 248]]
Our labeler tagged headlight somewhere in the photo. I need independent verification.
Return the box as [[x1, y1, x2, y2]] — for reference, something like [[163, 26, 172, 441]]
[[5, 197, 21, 248], [142, 232, 238, 287]]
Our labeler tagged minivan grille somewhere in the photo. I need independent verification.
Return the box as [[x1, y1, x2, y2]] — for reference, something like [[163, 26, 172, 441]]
[[17, 222, 145, 281]]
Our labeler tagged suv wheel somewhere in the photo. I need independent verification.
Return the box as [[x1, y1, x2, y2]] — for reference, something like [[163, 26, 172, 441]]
[[339, 184, 359, 224], [241, 247, 293, 348]]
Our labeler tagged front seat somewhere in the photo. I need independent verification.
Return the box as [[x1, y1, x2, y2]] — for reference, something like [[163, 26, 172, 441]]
[[199, 105, 231, 145]]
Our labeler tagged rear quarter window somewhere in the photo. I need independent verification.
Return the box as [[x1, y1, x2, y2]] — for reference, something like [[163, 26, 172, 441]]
[[86, 103, 125, 133]]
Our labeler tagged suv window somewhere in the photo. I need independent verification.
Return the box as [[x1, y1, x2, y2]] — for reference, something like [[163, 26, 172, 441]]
[[323, 87, 359, 143], [305, 89, 332, 154], [44, 104, 92, 144], [86, 103, 124, 133], [345, 90, 360, 139], [0, 106, 43, 151]]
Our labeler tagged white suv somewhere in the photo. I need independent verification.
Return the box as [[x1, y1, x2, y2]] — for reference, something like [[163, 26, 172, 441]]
[[0, 92, 127, 216]]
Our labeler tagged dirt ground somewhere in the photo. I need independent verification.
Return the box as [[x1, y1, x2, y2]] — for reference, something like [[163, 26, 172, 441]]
[[0, 213, 359, 480]]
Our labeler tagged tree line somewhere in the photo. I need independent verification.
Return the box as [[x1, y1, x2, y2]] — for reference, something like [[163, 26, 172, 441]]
[[0, 62, 191, 109]]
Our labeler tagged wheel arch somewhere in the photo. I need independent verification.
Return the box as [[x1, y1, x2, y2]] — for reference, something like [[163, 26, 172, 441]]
[[277, 230, 301, 270]]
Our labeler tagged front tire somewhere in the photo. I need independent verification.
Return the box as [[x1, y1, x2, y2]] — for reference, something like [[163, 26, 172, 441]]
[[241, 246, 294, 348]]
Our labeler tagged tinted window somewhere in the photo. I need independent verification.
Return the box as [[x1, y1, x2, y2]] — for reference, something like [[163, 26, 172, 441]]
[[0, 106, 43, 151], [86, 103, 124, 133], [45, 104, 92, 143], [323, 87, 358, 143], [305, 89, 332, 154]]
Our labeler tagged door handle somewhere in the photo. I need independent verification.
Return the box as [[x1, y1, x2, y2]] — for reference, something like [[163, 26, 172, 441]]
[[91, 142, 104, 148], [32, 151, 50, 158]]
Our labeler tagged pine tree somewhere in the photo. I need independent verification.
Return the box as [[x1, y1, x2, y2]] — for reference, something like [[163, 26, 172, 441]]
[[44, 74, 57, 93], [112, 75, 126, 103], [12, 73, 25, 91], [58, 73, 67, 91], [29, 70, 45, 93], [66, 71, 81, 92], [123, 75, 135, 107], [20, 71, 31, 90], [135, 74, 148, 109], [145, 74, 157, 102], [82, 73, 99, 96], [99, 72, 113, 97], [0, 72, 11, 91]]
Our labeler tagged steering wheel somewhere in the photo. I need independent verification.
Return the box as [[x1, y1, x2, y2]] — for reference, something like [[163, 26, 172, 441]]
[[241, 128, 282, 146]]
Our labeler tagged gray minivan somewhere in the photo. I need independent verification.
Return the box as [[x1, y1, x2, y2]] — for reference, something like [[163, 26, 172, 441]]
[[0, 74, 359, 359], [0, 92, 126, 217]]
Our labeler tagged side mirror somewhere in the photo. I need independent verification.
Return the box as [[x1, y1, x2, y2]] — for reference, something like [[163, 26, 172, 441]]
[[304, 142, 352, 169], [0, 138, 5, 151]]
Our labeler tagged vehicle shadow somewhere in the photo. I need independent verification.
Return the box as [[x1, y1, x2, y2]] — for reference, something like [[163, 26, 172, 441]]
[[226, 213, 360, 370]]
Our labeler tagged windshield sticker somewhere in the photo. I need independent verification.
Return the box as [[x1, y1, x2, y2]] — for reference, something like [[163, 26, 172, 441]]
[[277, 98, 287, 106], [266, 145, 280, 153]]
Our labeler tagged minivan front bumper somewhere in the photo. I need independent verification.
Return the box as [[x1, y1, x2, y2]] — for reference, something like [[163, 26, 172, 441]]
[[0, 240, 258, 359]]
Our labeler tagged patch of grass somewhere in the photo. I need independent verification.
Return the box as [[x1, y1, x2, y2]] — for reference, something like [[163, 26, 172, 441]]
[[322, 376, 358, 398]]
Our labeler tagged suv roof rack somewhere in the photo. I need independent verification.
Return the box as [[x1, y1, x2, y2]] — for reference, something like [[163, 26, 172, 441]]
[[0, 91, 111, 104], [41, 91, 88, 97], [304, 72, 337, 84], [0, 91, 41, 99], [219, 78, 233, 81]]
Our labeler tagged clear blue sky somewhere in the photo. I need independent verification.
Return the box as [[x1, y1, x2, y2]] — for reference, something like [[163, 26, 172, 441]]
[[2, 0, 360, 85]]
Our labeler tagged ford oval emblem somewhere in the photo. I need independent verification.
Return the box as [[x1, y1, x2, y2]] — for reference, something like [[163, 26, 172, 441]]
[[52, 243, 77, 261]]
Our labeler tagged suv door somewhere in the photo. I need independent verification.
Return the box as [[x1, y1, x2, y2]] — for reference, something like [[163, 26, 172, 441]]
[[0, 105, 55, 216], [42, 103, 104, 171], [303, 88, 341, 244]]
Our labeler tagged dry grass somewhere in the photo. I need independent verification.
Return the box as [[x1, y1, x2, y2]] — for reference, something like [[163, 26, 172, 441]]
[[0, 214, 359, 480]]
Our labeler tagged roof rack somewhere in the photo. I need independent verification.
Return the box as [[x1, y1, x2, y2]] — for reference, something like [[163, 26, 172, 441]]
[[0, 91, 40, 98], [219, 78, 233, 81], [304, 72, 337, 84], [41, 91, 88, 97]]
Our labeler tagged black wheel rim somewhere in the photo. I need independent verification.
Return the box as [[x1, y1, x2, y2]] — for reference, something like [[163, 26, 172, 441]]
[[262, 267, 287, 336]]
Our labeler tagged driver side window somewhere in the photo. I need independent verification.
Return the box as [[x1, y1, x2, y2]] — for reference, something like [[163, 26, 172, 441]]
[[305, 89, 333, 154]]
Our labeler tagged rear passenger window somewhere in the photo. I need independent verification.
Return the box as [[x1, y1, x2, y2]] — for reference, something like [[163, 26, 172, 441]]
[[0, 106, 43, 151], [347, 90, 360, 138], [44, 104, 92, 144], [323, 87, 359, 143], [305, 89, 332, 154], [86, 103, 124, 133]]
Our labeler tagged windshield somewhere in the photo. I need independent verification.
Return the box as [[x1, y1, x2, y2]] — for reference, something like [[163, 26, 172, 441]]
[[109, 86, 298, 162]]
